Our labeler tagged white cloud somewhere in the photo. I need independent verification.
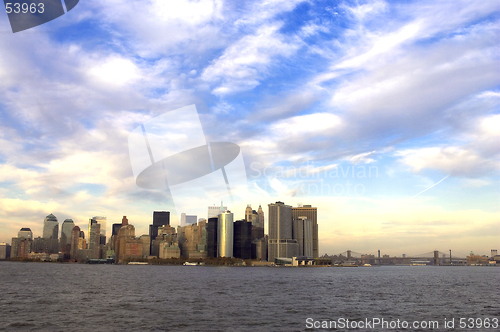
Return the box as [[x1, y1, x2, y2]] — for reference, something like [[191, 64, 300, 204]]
[[202, 24, 299, 94], [88, 56, 142, 86], [397, 146, 498, 177]]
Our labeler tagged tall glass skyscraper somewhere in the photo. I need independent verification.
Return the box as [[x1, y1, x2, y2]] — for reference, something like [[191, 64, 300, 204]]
[[60, 219, 75, 254], [42, 213, 58, 239], [218, 209, 233, 258]]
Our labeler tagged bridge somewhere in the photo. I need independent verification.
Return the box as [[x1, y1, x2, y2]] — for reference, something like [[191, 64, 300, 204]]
[[330, 250, 468, 266]]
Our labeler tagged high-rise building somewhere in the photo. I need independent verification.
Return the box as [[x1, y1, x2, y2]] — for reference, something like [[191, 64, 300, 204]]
[[149, 211, 170, 255], [206, 217, 218, 258], [0, 243, 11, 259], [177, 220, 207, 259], [89, 223, 101, 259], [292, 205, 318, 258], [268, 201, 299, 262], [245, 205, 259, 226], [252, 236, 267, 261], [42, 214, 59, 253], [153, 211, 170, 226], [208, 204, 227, 219], [218, 207, 233, 258], [70, 226, 80, 260], [60, 219, 75, 255], [18, 228, 33, 240], [90, 216, 106, 244], [293, 216, 313, 257], [10, 237, 31, 258], [115, 216, 143, 263], [180, 213, 197, 226], [257, 205, 264, 228], [233, 219, 252, 259]]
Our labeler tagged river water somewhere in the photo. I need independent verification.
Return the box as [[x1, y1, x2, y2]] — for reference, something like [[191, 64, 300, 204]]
[[0, 262, 498, 331]]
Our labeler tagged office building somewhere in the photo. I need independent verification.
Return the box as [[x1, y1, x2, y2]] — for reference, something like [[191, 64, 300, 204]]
[[89, 223, 101, 259], [233, 219, 252, 259], [43, 213, 59, 253], [10, 237, 32, 259], [293, 216, 313, 257], [252, 236, 267, 261], [0, 243, 11, 259], [177, 220, 207, 259], [153, 211, 170, 226], [90, 216, 106, 237], [292, 205, 318, 258], [18, 228, 33, 240], [268, 202, 299, 262], [139, 235, 150, 258], [218, 208, 233, 258], [208, 204, 227, 219], [257, 205, 264, 228], [149, 211, 170, 255], [115, 216, 143, 263], [206, 217, 218, 258], [180, 213, 197, 227], [245, 205, 260, 227], [60, 219, 75, 255], [70, 226, 80, 260], [151, 225, 176, 257]]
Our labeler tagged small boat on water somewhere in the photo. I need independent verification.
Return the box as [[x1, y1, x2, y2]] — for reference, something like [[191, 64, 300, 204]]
[[128, 262, 148, 265], [183, 262, 198, 266]]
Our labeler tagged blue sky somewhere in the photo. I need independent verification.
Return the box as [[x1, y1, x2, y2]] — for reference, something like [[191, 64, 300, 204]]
[[0, 0, 498, 256]]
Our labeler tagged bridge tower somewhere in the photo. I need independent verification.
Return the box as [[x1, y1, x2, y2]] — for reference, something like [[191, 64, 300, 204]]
[[433, 250, 439, 266], [347, 250, 351, 261]]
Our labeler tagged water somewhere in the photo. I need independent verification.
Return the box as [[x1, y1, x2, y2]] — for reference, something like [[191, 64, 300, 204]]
[[0, 262, 499, 331]]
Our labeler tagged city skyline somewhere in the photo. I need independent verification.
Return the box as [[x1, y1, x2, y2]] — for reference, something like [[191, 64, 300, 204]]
[[0, 1, 498, 257], [1, 204, 496, 258]]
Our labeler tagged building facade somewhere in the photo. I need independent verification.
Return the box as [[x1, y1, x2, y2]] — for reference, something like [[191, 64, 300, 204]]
[[268, 202, 299, 262], [218, 211, 233, 258], [292, 205, 318, 258]]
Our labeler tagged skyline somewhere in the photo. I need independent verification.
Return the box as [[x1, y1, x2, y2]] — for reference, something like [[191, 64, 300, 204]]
[[0, 1, 499, 256]]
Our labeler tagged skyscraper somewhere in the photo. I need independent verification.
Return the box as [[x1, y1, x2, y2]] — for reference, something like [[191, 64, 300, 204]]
[[257, 205, 264, 229], [233, 219, 252, 259], [149, 211, 170, 255], [42, 213, 59, 253], [293, 217, 313, 257], [153, 211, 170, 226], [60, 219, 75, 255], [89, 223, 101, 259], [268, 202, 299, 262], [70, 226, 80, 260], [218, 205, 233, 258], [206, 217, 218, 258], [180, 213, 197, 226], [292, 205, 318, 258], [18, 228, 33, 240], [208, 204, 227, 219], [90, 216, 106, 236], [43, 214, 58, 239]]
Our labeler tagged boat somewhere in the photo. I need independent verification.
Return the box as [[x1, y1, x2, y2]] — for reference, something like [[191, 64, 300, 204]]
[[128, 262, 148, 265], [183, 262, 198, 266]]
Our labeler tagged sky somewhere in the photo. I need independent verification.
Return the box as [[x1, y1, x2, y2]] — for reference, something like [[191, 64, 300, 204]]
[[0, 0, 498, 257]]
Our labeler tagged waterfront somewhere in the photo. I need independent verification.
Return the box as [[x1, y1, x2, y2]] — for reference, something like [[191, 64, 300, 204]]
[[0, 262, 499, 331]]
